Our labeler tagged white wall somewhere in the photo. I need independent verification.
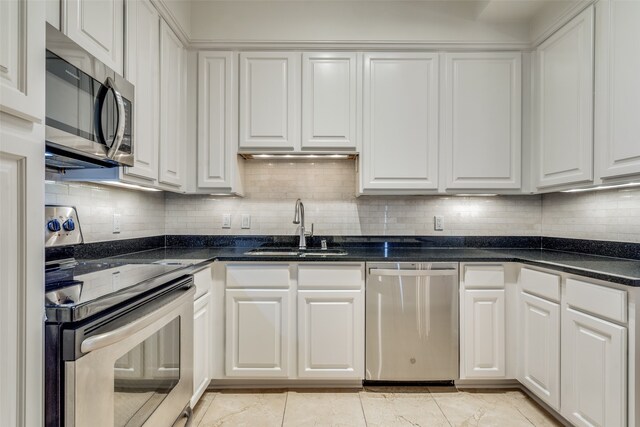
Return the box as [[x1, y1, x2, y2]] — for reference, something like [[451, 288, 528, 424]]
[[542, 187, 640, 243], [165, 160, 542, 236], [161, 0, 192, 38], [45, 182, 166, 243], [189, 1, 530, 44]]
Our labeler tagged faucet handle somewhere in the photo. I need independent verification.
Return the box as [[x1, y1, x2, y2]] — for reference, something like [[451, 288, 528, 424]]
[[305, 223, 314, 237]]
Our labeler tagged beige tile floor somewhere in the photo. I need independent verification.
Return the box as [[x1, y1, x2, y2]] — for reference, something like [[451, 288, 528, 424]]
[[191, 387, 563, 427]]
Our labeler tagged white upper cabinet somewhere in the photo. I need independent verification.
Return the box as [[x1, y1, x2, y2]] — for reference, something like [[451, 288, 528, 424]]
[[442, 52, 521, 190], [197, 51, 243, 194], [302, 52, 358, 150], [361, 53, 439, 192], [159, 20, 185, 189], [535, 6, 594, 189], [63, 0, 124, 75], [123, 0, 159, 182], [239, 52, 300, 150], [595, 0, 640, 180], [0, 0, 44, 122]]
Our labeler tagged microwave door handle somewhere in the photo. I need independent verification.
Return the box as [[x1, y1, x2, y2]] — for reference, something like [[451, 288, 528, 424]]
[[104, 77, 126, 159], [80, 286, 194, 354], [368, 268, 458, 277]]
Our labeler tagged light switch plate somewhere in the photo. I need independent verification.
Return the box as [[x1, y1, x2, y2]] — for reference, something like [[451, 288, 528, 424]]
[[241, 214, 251, 229], [434, 215, 444, 231], [112, 213, 121, 233], [222, 214, 231, 229]]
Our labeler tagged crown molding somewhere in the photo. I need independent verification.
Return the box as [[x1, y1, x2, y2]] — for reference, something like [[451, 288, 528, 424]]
[[530, 0, 595, 48], [152, 0, 190, 46]]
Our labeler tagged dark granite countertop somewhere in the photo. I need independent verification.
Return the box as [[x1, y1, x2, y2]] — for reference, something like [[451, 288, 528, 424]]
[[102, 246, 640, 287]]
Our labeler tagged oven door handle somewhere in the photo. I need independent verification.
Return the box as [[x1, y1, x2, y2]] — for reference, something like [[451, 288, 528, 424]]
[[80, 285, 195, 354]]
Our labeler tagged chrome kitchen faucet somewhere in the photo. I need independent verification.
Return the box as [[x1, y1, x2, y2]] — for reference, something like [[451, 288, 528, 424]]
[[293, 198, 313, 250]]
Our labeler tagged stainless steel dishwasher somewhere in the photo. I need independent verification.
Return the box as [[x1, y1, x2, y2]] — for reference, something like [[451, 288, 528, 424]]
[[365, 262, 459, 382]]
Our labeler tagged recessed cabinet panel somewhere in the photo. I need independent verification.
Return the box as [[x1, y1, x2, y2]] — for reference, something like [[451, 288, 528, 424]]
[[302, 52, 357, 150], [536, 6, 594, 188], [198, 52, 236, 189], [297, 291, 364, 379], [159, 21, 185, 188], [225, 289, 290, 377], [239, 52, 299, 150], [0, 0, 44, 122], [562, 308, 626, 427], [192, 293, 212, 406], [596, 0, 640, 179], [362, 53, 439, 191], [123, 0, 159, 181], [519, 292, 560, 410], [64, 0, 124, 74], [443, 52, 521, 189], [463, 289, 505, 378]]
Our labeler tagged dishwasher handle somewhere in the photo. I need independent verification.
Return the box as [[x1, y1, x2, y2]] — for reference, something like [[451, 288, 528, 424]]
[[368, 268, 458, 277]]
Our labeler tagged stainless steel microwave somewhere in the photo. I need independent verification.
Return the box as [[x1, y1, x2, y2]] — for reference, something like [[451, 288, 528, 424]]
[[45, 24, 134, 170]]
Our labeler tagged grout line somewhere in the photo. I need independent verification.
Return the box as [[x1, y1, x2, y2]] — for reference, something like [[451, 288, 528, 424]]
[[358, 390, 369, 426], [193, 392, 216, 427], [281, 390, 289, 427], [428, 388, 453, 427]]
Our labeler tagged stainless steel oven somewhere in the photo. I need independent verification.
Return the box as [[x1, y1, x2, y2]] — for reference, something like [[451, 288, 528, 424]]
[[45, 23, 134, 170], [46, 276, 195, 427]]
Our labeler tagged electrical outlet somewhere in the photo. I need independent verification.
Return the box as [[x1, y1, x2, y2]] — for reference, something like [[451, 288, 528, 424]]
[[112, 213, 121, 233], [241, 214, 251, 229], [222, 214, 231, 229], [434, 215, 444, 231], [112, 271, 121, 289]]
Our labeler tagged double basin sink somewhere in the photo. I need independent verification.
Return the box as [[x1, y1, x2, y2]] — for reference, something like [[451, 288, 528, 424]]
[[244, 248, 348, 257]]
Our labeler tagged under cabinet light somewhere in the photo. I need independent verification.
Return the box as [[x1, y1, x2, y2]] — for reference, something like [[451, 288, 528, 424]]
[[98, 181, 162, 192], [562, 182, 640, 193], [240, 153, 357, 160], [454, 194, 498, 197]]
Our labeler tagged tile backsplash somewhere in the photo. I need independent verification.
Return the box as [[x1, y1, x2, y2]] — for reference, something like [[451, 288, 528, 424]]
[[542, 187, 640, 244], [45, 182, 165, 243], [46, 160, 640, 244], [165, 160, 542, 237]]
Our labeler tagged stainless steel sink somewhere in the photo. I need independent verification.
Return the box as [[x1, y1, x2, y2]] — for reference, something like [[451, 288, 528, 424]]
[[244, 248, 348, 257]]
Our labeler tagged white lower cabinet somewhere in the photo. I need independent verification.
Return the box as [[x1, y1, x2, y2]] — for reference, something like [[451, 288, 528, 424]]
[[297, 290, 364, 379], [462, 289, 506, 378], [225, 289, 291, 378], [519, 291, 560, 410], [192, 291, 212, 406], [561, 307, 627, 427]]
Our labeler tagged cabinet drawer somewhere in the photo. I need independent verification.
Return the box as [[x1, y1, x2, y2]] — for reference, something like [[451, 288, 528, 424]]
[[226, 264, 291, 288], [193, 266, 213, 299], [463, 265, 504, 289], [298, 264, 363, 290], [565, 278, 627, 323], [520, 268, 560, 302]]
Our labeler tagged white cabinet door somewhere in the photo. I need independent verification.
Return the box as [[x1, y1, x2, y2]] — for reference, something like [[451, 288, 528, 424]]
[[463, 289, 505, 378], [297, 290, 364, 379], [0, 123, 44, 427], [114, 345, 144, 379], [595, 0, 640, 180], [239, 52, 299, 150], [0, 0, 44, 122], [361, 53, 439, 191], [535, 6, 594, 189], [519, 292, 560, 410], [225, 289, 290, 378], [192, 292, 212, 407], [63, 0, 124, 74], [561, 307, 627, 427], [158, 21, 185, 188], [198, 51, 239, 190], [302, 52, 358, 150], [123, 0, 159, 182], [442, 52, 521, 190]]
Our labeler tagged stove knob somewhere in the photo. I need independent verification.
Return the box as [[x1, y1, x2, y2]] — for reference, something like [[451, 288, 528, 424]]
[[47, 219, 61, 232], [63, 218, 75, 231]]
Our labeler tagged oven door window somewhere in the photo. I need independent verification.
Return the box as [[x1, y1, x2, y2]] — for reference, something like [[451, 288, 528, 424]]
[[113, 317, 180, 427]]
